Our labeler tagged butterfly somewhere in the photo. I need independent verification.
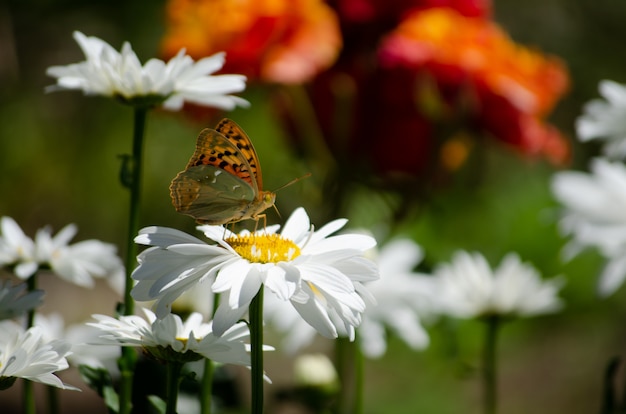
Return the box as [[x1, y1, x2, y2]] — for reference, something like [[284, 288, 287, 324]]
[[169, 118, 276, 225]]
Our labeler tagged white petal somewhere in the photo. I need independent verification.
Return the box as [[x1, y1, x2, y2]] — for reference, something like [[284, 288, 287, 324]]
[[598, 255, 626, 297], [135, 226, 207, 247]]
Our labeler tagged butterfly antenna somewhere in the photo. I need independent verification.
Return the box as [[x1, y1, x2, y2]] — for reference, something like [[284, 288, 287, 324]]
[[273, 173, 312, 192]]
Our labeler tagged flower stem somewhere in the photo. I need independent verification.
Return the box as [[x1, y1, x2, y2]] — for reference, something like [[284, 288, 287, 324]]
[[166, 361, 184, 414], [482, 315, 500, 414], [354, 339, 364, 414], [23, 275, 37, 414], [123, 106, 147, 316], [200, 294, 220, 414], [25, 276, 62, 414], [118, 106, 148, 414], [335, 337, 353, 414], [26, 275, 36, 328], [249, 288, 264, 414], [23, 380, 35, 414], [200, 359, 213, 414], [47, 385, 59, 414]]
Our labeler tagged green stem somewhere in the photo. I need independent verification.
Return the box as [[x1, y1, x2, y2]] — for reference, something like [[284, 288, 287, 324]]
[[483, 316, 500, 414], [118, 106, 148, 414], [23, 380, 35, 414], [249, 288, 265, 414], [118, 353, 135, 414], [25, 275, 36, 328], [200, 359, 213, 414], [165, 361, 184, 414], [123, 106, 147, 317], [23, 275, 37, 414], [200, 294, 220, 414], [354, 339, 364, 414], [48, 385, 59, 414], [334, 337, 352, 414], [26, 274, 61, 414], [602, 357, 620, 414]]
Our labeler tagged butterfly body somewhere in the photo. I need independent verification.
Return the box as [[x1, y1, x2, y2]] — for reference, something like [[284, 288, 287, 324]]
[[170, 119, 276, 225]]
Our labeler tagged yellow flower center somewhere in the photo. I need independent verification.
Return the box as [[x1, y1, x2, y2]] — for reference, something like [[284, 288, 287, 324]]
[[226, 234, 301, 264]]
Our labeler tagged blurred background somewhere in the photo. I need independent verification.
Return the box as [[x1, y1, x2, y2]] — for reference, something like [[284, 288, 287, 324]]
[[1, 0, 626, 413]]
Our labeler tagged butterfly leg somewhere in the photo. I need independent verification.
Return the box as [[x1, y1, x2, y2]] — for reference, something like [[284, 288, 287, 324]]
[[252, 214, 268, 233], [223, 222, 238, 239]]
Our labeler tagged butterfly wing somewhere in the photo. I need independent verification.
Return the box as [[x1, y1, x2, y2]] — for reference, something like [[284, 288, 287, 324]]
[[170, 119, 275, 224], [170, 164, 257, 224], [215, 118, 264, 193], [184, 124, 260, 195]]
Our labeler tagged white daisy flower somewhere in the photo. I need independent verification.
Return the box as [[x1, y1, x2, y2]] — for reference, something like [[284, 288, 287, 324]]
[[64, 323, 121, 375], [0, 217, 124, 288], [264, 238, 437, 358], [170, 278, 216, 319], [357, 239, 438, 358], [33, 223, 124, 288], [33, 313, 121, 375], [0, 280, 44, 320], [551, 158, 626, 295], [46, 31, 249, 111], [88, 308, 252, 366], [576, 80, 626, 159], [33, 312, 65, 341], [130, 227, 234, 317], [131, 207, 379, 339], [265, 239, 437, 358], [0, 320, 79, 391], [0, 216, 38, 278], [263, 290, 318, 354], [434, 251, 564, 319]]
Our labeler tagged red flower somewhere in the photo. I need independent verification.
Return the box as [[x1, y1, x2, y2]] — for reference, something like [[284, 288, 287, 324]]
[[298, 6, 569, 193], [378, 8, 570, 164], [306, 61, 437, 181]]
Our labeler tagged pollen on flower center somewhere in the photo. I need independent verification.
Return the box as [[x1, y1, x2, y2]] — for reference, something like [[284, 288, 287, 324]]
[[226, 234, 301, 264]]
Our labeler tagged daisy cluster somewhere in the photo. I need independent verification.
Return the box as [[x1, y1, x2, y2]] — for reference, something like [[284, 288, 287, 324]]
[[552, 80, 626, 296], [131, 206, 564, 360], [0, 217, 123, 286], [0, 217, 125, 390]]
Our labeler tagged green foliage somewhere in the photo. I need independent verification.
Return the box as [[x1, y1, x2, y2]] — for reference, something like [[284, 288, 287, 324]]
[[78, 365, 119, 413], [147, 395, 167, 414]]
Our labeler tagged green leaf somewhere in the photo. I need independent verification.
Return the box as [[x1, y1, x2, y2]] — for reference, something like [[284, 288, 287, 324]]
[[147, 395, 167, 414], [78, 365, 119, 413]]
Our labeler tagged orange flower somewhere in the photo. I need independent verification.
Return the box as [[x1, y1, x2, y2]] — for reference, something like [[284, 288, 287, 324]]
[[379, 8, 570, 163], [161, 0, 342, 84], [381, 8, 568, 115]]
